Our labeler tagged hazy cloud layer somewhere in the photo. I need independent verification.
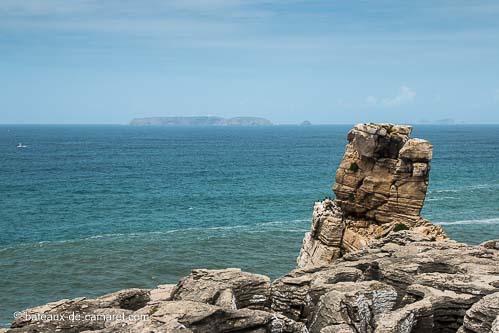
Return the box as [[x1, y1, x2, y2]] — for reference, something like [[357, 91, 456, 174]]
[[1, 1, 499, 124]]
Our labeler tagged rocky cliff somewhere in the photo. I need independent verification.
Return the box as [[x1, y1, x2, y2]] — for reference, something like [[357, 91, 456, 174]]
[[297, 123, 447, 268], [4, 124, 498, 333]]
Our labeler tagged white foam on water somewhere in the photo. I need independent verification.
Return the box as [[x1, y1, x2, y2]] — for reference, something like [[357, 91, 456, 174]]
[[257, 219, 309, 226], [2, 219, 311, 251], [467, 183, 499, 190], [245, 228, 308, 234], [429, 183, 499, 194], [3, 217, 494, 252], [437, 218, 499, 225], [426, 196, 458, 201], [429, 189, 460, 194]]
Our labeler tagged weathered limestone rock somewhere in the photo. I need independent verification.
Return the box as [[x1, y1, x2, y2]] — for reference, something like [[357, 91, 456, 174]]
[[280, 231, 499, 333], [480, 239, 499, 250], [9, 289, 151, 332], [297, 200, 345, 267], [6, 229, 499, 333], [494, 318, 499, 333], [288, 231, 499, 333], [119, 301, 291, 333], [171, 268, 271, 310], [458, 292, 499, 333], [148, 284, 175, 304], [271, 266, 362, 321], [399, 138, 433, 162], [307, 281, 398, 333], [95, 288, 151, 310], [337, 123, 439, 225], [298, 123, 446, 268], [92, 300, 306, 333], [9, 296, 137, 332], [8, 271, 304, 333]]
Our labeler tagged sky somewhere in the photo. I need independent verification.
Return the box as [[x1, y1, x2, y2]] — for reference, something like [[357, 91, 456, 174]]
[[0, 0, 498, 124]]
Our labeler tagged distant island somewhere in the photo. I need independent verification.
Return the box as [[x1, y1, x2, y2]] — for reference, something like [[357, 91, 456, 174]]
[[300, 120, 312, 126], [417, 118, 458, 125], [434, 118, 456, 125], [130, 116, 273, 126]]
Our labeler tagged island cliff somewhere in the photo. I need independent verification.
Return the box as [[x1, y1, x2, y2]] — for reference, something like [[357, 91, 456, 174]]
[[129, 116, 273, 126], [5, 124, 499, 333]]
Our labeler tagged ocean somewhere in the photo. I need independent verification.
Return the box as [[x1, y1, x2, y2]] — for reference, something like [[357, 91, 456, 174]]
[[1, 124, 498, 327]]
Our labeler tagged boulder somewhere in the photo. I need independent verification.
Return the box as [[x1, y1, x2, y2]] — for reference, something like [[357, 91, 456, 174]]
[[458, 292, 499, 333], [335, 123, 434, 224], [9, 297, 135, 333], [171, 268, 271, 310], [399, 138, 433, 162], [95, 288, 151, 310], [480, 239, 499, 250], [148, 284, 175, 304]]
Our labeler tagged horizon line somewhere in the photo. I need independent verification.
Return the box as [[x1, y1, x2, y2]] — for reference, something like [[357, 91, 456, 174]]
[[1, 122, 499, 126]]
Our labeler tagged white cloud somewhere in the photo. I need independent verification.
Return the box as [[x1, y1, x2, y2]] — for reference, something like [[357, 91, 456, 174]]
[[365, 86, 416, 108], [382, 86, 416, 107]]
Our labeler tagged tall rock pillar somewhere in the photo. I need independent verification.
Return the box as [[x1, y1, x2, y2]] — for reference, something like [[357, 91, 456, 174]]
[[297, 123, 446, 268]]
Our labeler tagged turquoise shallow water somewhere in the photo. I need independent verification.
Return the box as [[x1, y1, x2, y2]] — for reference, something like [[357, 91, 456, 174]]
[[1, 124, 498, 327]]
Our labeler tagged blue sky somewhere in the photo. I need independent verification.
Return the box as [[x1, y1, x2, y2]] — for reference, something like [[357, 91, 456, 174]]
[[1, 0, 498, 124]]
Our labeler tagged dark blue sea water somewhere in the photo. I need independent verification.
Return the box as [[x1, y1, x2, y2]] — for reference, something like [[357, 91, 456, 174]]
[[1, 125, 498, 327]]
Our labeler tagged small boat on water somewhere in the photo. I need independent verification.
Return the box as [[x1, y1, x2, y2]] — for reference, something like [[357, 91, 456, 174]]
[[16, 143, 27, 148]]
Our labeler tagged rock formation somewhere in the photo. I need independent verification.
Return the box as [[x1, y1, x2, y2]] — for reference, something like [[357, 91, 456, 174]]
[[7, 270, 306, 333], [4, 124, 499, 333], [275, 232, 499, 333], [7, 234, 498, 333], [298, 123, 447, 268], [458, 292, 499, 333]]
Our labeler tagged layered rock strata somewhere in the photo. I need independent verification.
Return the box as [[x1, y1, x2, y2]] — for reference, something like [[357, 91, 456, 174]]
[[8, 269, 307, 333], [298, 123, 447, 268], [7, 234, 499, 333], [458, 292, 499, 333], [5, 124, 499, 333], [275, 232, 499, 333]]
